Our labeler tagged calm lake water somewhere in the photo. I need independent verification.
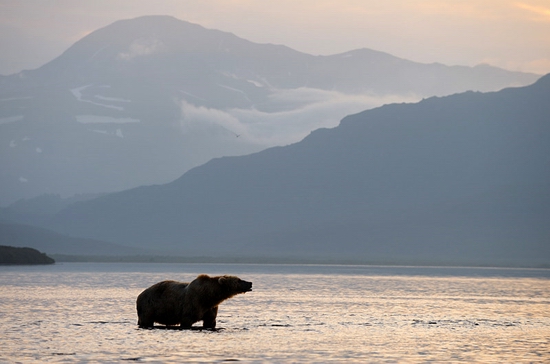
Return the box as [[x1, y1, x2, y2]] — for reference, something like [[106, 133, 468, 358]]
[[0, 263, 549, 363]]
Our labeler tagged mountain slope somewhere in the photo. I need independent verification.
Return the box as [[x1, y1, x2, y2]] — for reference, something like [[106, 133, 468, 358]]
[[49, 74, 550, 266], [0, 15, 539, 206], [0, 222, 148, 256]]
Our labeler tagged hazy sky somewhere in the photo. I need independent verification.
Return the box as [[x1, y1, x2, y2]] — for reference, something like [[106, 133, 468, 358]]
[[0, 0, 549, 76]]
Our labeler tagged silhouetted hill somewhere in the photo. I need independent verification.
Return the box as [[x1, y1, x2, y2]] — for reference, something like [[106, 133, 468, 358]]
[[45, 74, 550, 267], [0, 245, 54, 265], [0, 15, 539, 206], [0, 222, 150, 256], [0, 193, 104, 227]]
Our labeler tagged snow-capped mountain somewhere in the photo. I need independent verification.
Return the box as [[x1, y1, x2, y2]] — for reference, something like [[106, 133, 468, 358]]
[[0, 15, 539, 205]]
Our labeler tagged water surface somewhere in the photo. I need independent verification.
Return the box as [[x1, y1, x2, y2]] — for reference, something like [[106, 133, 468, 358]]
[[1, 263, 549, 362]]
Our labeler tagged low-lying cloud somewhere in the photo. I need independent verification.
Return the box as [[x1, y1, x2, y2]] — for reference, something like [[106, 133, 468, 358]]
[[180, 88, 420, 147]]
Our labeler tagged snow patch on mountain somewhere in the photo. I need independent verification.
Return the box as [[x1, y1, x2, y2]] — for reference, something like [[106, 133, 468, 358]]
[[179, 90, 207, 102], [70, 85, 126, 111], [116, 37, 165, 61], [0, 97, 32, 102], [92, 130, 109, 135], [247, 79, 264, 88], [76, 115, 140, 124], [0, 115, 24, 125], [70, 85, 91, 100], [94, 95, 131, 103], [220, 72, 265, 88], [216, 84, 253, 103]]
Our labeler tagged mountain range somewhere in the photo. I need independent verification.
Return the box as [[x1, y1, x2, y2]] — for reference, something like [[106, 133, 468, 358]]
[[0, 15, 539, 206], [22, 74, 549, 267], [0, 222, 146, 256]]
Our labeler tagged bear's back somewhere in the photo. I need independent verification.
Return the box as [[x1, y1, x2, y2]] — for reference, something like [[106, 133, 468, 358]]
[[155, 280, 189, 296], [138, 280, 189, 302]]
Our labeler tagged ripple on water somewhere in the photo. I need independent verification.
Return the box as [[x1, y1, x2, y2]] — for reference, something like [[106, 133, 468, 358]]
[[0, 264, 549, 362]]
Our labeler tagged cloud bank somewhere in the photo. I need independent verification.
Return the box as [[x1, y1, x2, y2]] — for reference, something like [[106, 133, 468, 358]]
[[180, 88, 420, 147]]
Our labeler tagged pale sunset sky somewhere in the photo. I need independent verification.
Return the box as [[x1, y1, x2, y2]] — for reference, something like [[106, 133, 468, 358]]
[[0, 0, 549, 75]]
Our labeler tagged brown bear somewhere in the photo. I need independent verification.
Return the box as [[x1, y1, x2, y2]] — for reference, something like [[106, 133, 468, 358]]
[[136, 274, 252, 329]]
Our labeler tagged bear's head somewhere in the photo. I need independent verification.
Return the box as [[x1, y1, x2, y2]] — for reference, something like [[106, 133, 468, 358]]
[[218, 275, 253, 294]]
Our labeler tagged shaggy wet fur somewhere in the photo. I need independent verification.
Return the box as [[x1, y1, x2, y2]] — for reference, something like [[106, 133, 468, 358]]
[[136, 274, 252, 329]]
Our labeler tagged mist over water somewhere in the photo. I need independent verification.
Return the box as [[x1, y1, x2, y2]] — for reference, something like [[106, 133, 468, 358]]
[[1, 263, 548, 363]]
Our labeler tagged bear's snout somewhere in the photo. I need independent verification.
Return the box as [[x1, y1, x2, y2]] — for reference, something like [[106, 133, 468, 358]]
[[241, 280, 252, 292]]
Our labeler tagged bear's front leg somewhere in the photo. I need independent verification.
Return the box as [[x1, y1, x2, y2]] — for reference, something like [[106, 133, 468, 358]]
[[137, 316, 154, 329], [179, 318, 193, 329], [202, 306, 218, 329]]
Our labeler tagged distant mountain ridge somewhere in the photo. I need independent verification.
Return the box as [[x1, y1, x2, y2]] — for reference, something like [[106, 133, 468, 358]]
[[4, 16, 534, 97], [43, 74, 550, 267], [0, 222, 149, 256], [0, 15, 539, 206]]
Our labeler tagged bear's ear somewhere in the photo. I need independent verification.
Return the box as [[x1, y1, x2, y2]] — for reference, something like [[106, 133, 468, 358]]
[[218, 276, 227, 285]]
